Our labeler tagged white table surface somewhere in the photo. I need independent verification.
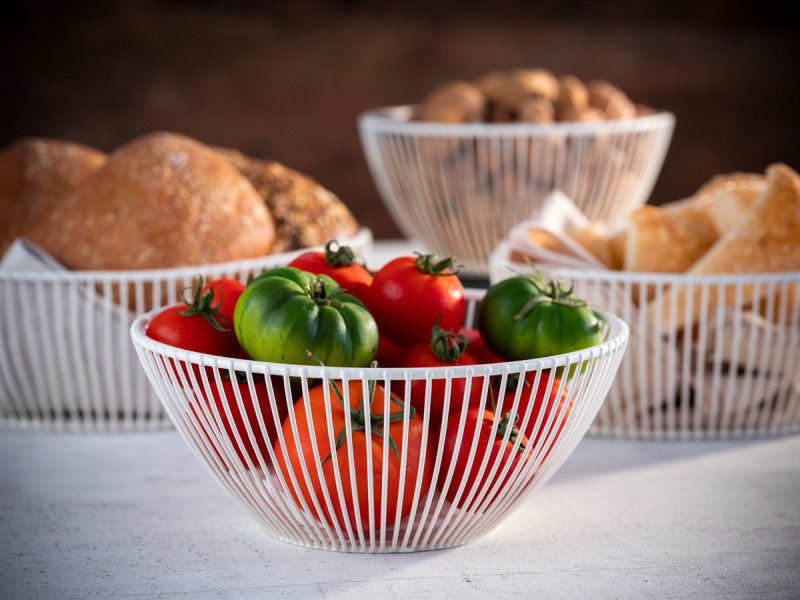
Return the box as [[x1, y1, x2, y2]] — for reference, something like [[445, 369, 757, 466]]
[[2, 240, 799, 599]]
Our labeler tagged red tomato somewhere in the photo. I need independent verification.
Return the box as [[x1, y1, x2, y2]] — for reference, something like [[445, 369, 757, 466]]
[[376, 334, 404, 366], [390, 322, 483, 429], [201, 277, 246, 321], [459, 327, 504, 364], [495, 371, 570, 454], [146, 278, 241, 358], [288, 241, 373, 302], [195, 373, 294, 468], [368, 253, 465, 347], [439, 407, 529, 509], [273, 379, 433, 529]]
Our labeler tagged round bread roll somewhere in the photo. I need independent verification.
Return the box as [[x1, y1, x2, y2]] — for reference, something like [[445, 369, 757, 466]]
[[26, 132, 275, 270], [418, 80, 487, 123], [0, 137, 107, 258], [216, 147, 359, 253]]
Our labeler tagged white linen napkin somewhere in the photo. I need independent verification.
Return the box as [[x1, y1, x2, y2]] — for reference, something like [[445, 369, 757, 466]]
[[0, 237, 68, 271], [501, 191, 609, 271], [1, 238, 138, 420]]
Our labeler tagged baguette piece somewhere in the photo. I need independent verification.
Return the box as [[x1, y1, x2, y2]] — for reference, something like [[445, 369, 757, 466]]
[[567, 222, 616, 268], [26, 132, 275, 270], [623, 193, 718, 273], [647, 162, 800, 330], [695, 172, 766, 235], [0, 137, 107, 257]]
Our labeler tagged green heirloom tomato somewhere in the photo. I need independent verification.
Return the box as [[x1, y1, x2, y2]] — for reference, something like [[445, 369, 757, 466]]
[[233, 267, 379, 368], [477, 274, 603, 362]]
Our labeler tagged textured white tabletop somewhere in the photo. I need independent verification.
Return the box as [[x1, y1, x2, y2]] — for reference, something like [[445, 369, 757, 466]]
[[1, 430, 798, 599], [2, 241, 799, 599]]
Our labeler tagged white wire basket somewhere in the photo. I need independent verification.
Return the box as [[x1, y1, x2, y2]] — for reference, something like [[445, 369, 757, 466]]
[[358, 105, 675, 275], [0, 228, 373, 432], [490, 251, 800, 440], [130, 290, 628, 552]]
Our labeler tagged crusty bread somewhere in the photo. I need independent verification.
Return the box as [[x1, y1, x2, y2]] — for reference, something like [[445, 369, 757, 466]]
[[0, 137, 107, 257], [607, 224, 628, 271], [216, 147, 359, 253], [647, 162, 800, 330], [25, 132, 275, 270], [567, 222, 616, 268], [419, 80, 487, 123], [623, 193, 718, 273], [688, 163, 800, 275], [695, 172, 765, 235]]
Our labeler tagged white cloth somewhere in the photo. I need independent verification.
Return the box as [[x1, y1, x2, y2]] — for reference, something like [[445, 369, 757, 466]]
[[0, 239, 140, 423]]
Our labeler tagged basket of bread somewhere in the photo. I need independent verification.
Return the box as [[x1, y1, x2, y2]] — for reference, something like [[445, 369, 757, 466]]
[[0, 132, 371, 431], [490, 162, 800, 439], [359, 67, 675, 276], [130, 253, 628, 552]]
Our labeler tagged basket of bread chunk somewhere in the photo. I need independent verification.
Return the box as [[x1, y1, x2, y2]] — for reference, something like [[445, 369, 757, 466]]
[[491, 162, 800, 439], [0, 132, 371, 431]]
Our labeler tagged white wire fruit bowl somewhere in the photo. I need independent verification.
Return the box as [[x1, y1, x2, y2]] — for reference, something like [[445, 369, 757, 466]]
[[130, 289, 628, 552], [358, 105, 675, 276], [0, 228, 373, 432], [490, 251, 800, 440]]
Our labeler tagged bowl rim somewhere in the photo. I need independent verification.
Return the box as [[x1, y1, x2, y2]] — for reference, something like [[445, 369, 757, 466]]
[[358, 104, 676, 138], [0, 228, 373, 283], [129, 292, 630, 382]]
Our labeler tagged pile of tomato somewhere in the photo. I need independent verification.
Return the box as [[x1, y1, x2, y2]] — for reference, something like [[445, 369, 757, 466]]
[[146, 241, 603, 526]]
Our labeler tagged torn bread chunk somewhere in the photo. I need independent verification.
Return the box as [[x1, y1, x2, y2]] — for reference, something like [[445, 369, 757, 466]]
[[623, 193, 718, 273], [567, 222, 616, 268], [647, 162, 800, 331], [695, 172, 766, 235]]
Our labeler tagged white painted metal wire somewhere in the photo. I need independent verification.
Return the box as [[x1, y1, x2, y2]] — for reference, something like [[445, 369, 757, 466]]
[[130, 290, 628, 552], [0, 229, 373, 432], [490, 256, 800, 440], [358, 106, 674, 275]]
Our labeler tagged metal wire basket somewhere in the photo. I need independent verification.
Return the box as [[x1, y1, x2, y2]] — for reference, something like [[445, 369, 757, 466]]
[[0, 228, 373, 432], [130, 290, 628, 552], [490, 251, 800, 440], [358, 105, 674, 275]]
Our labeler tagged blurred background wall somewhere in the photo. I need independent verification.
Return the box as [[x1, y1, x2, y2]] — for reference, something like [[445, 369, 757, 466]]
[[2, 0, 798, 240]]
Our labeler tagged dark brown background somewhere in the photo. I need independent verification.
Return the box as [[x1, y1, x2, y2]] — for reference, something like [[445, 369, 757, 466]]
[[2, 0, 798, 240]]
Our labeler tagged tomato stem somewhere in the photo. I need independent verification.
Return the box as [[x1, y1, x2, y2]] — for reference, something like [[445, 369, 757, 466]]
[[324, 240, 362, 268], [497, 411, 526, 453], [177, 276, 229, 332], [306, 276, 346, 307], [514, 275, 589, 322], [413, 252, 461, 276], [429, 315, 467, 363], [305, 351, 415, 466]]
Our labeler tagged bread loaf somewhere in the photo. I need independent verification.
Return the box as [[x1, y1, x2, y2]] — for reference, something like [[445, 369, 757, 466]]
[[216, 147, 359, 253], [0, 137, 107, 257], [24, 132, 275, 270]]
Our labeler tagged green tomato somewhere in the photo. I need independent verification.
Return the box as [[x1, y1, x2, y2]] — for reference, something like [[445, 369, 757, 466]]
[[477, 274, 604, 363], [233, 267, 379, 368]]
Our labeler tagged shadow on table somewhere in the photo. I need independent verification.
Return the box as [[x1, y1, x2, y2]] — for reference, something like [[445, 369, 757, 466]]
[[549, 433, 798, 484]]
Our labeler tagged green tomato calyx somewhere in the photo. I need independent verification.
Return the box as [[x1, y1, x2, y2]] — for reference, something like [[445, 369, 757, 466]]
[[324, 240, 361, 269], [487, 387, 526, 453], [514, 276, 588, 321], [497, 411, 526, 453], [430, 315, 468, 363], [305, 275, 346, 306], [307, 352, 415, 466], [414, 252, 461, 276], [177, 275, 229, 332]]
